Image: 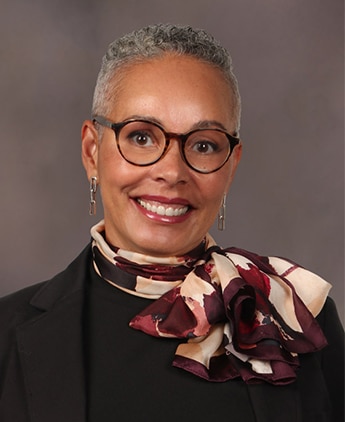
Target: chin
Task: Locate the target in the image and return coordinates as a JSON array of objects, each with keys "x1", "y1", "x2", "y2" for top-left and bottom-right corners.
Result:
[
  {"x1": 135, "y1": 229, "x2": 191, "y2": 256},
  {"x1": 139, "y1": 243, "x2": 179, "y2": 257}
]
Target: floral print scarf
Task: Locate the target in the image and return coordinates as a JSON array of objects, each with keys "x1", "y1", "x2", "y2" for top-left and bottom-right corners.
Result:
[{"x1": 91, "y1": 220, "x2": 330, "y2": 385}]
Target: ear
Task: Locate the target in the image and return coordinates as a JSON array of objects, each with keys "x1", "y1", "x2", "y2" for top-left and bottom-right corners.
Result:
[
  {"x1": 81, "y1": 120, "x2": 99, "y2": 180},
  {"x1": 225, "y1": 141, "x2": 242, "y2": 192}
]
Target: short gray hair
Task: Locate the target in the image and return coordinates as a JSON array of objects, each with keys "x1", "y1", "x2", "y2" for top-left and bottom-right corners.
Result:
[{"x1": 92, "y1": 24, "x2": 241, "y2": 130}]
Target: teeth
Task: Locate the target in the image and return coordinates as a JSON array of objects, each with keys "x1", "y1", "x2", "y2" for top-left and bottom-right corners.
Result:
[{"x1": 138, "y1": 199, "x2": 188, "y2": 216}]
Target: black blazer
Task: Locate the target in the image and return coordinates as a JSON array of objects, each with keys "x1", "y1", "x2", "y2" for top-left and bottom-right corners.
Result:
[{"x1": 0, "y1": 245, "x2": 344, "y2": 422}]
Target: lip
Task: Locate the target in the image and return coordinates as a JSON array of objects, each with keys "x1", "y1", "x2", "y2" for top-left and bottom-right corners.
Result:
[{"x1": 133, "y1": 195, "x2": 193, "y2": 223}]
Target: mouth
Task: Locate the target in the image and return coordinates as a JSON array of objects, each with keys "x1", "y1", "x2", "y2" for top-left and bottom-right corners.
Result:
[{"x1": 136, "y1": 198, "x2": 189, "y2": 217}]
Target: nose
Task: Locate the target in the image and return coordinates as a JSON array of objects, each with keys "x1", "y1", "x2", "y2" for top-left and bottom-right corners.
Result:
[{"x1": 150, "y1": 138, "x2": 189, "y2": 185}]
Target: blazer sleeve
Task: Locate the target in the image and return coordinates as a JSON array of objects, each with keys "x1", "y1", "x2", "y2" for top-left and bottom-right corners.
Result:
[{"x1": 316, "y1": 297, "x2": 344, "y2": 422}]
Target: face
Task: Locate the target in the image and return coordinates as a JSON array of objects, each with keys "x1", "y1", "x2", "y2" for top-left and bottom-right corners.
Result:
[{"x1": 82, "y1": 54, "x2": 242, "y2": 256}]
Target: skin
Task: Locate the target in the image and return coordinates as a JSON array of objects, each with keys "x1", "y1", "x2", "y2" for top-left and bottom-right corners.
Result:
[{"x1": 81, "y1": 54, "x2": 242, "y2": 257}]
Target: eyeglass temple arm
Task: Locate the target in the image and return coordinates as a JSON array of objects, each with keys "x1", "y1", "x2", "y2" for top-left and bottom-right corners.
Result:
[{"x1": 92, "y1": 115, "x2": 113, "y2": 129}]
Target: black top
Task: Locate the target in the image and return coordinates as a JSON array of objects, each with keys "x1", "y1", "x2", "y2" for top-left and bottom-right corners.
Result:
[{"x1": 86, "y1": 266, "x2": 256, "y2": 421}]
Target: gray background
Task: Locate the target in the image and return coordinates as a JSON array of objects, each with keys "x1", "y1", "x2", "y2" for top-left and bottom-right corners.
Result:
[{"x1": 1, "y1": 0, "x2": 343, "y2": 323}]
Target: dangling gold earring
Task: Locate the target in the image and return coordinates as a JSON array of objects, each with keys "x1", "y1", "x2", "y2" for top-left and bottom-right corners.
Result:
[
  {"x1": 89, "y1": 176, "x2": 98, "y2": 215},
  {"x1": 217, "y1": 194, "x2": 226, "y2": 231}
]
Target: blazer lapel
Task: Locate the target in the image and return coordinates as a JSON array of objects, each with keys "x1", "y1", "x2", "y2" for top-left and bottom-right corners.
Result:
[
  {"x1": 16, "y1": 291, "x2": 86, "y2": 422},
  {"x1": 15, "y1": 246, "x2": 92, "y2": 422}
]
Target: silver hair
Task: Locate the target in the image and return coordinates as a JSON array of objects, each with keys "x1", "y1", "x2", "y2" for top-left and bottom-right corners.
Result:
[{"x1": 92, "y1": 24, "x2": 241, "y2": 131}]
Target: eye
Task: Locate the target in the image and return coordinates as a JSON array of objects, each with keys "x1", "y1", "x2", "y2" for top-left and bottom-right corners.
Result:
[
  {"x1": 192, "y1": 140, "x2": 218, "y2": 154},
  {"x1": 121, "y1": 121, "x2": 164, "y2": 150},
  {"x1": 127, "y1": 130, "x2": 155, "y2": 147},
  {"x1": 186, "y1": 130, "x2": 229, "y2": 156}
]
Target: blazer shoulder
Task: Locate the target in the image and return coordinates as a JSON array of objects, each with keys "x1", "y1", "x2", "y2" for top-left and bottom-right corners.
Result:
[
  {"x1": 0, "y1": 281, "x2": 46, "y2": 326},
  {"x1": 316, "y1": 296, "x2": 344, "y2": 335},
  {"x1": 315, "y1": 296, "x2": 344, "y2": 422},
  {"x1": 0, "y1": 243, "x2": 92, "y2": 329}
]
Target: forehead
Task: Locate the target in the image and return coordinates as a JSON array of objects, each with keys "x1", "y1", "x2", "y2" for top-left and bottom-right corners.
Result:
[{"x1": 107, "y1": 55, "x2": 236, "y2": 131}]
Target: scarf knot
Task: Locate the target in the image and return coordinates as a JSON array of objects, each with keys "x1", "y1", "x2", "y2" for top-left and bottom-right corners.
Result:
[{"x1": 91, "y1": 220, "x2": 331, "y2": 385}]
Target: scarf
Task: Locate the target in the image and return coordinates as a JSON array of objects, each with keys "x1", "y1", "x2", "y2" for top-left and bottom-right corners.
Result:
[{"x1": 91, "y1": 220, "x2": 330, "y2": 385}]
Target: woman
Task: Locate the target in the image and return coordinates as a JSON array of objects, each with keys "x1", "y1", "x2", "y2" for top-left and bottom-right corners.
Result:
[{"x1": 0, "y1": 24, "x2": 343, "y2": 422}]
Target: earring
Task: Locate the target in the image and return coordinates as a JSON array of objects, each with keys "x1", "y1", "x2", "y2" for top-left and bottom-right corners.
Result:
[
  {"x1": 89, "y1": 176, "x2": 97, "y2": 215},
  {"x1": 217, "y1": 194, "x2": 226, "y2": 231}
]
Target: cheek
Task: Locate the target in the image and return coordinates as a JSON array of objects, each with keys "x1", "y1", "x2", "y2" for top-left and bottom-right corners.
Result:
[
  {"x1": 97, "y1": 147, "x2": 151, "y2": 206},
  {"x1": 97, "y1": 155, "x2": 127, "y2": 206},
  {"x1": 97, "y1": 144, "x2": 130, "y2": 186},
  {"x1": 198, "y1": 169, "x2": 231, "y2": 203}
]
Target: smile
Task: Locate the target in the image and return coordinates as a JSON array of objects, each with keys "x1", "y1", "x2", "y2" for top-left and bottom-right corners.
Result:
[{"x1": 137, "y1": 199, "x2": 189, "y2": 217}]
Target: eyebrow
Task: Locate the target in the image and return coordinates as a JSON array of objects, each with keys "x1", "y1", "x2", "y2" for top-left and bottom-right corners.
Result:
[
  {"x1": 190, "y1": 120, "x2": 228, "y2": 132},
  {"x1": 123, "y1": 115, "x2": 230, "y2": 133}
]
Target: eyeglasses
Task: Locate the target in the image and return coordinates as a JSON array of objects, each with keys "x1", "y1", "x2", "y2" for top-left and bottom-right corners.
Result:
[{"x1": 93, "y1": 116, "x2": 240, "y2": 174}]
